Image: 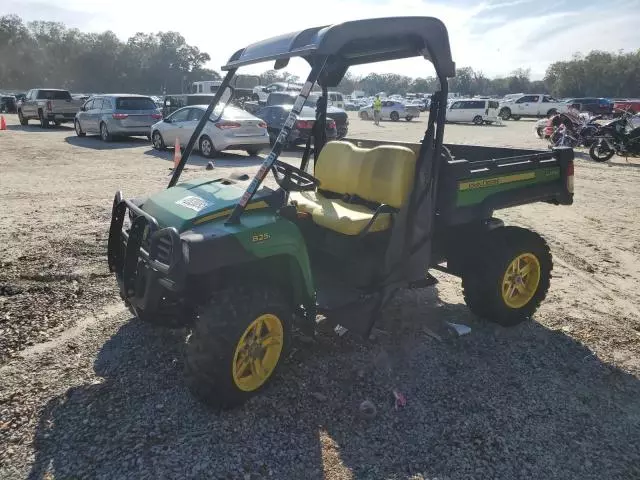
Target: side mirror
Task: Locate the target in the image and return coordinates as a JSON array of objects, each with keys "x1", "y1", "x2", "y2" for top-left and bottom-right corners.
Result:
[
  {"x1": 163, "y1": 117, "x2": 172, "y2": 123},
  {"x1": 165, "y1": 99, "x2": 171, "y2": 106},
  {"x1": 262, "y1": 87, "x2": 269, "y2": 93}
]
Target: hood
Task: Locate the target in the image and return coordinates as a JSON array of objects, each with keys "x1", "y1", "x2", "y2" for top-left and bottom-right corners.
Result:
[{"x1": 141, "y1": 178, "x2": 275, "y2": 232}]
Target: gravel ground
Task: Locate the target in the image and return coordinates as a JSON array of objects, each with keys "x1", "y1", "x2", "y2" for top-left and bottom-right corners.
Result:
[{"x1": 0, "y1": 113, "x2": 639, "y2": 479}]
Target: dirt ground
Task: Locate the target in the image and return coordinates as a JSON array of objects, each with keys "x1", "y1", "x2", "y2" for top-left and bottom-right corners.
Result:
[{"x1": 0, "y1": 112, "x2": 639, "y2": 479}]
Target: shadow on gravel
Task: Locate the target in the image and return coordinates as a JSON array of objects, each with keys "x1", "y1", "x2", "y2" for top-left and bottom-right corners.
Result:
[
  {"x1": 143, "y1": 148, "x2": 266, "y2": 169},
  {"x1": 6, "y1": 124, "x2": 73, "y2": 132},
  {"x1": 28, "y1": 292, "x2": 640, "y2": 479},
  {"x1": 64, "y1": 135, "x2": 151, "y2": 150}
]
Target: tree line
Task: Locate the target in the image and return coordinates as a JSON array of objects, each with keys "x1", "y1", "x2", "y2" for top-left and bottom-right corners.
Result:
[{"x1": 2, "y1": 14, "x2": 639, "y2": 99}]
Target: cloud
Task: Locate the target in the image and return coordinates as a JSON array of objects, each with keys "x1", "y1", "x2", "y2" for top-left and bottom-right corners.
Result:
[{"x1": 1, "y1": 0, "x2": 639, "y2": 82}]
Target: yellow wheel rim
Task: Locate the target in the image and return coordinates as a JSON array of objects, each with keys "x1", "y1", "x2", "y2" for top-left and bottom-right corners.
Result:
[
  {"x1": 232, "y1": 313, "x2": 284, "y2": 392},
  {"x1": 501, "y1": 253, "x2": 541, "y2": 309}
]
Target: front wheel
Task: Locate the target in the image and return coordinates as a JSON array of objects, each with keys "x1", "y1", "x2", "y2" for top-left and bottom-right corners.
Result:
[
  {"x1": 184, "y1": 287, "x2": 292, "y2": 409},
  {"x1": 151, "y1": 130, "x2": 166, "y2": 150},
  {"x1": 546, "y1": 109, "x2": 557, "y2": 117},
  {"x1": 511, "y1": 115, "x2": 521, "y2": 121},
  {"x1": 359, "y1": 111, "x2": 370, "y2": 120},
  {"x1": 74, "y1": 119, "x2": 86, "y2": 137},
  {"x1": 390, "y1": 111, "x2": 400, "y2": 122},
  {"x1": 405, "y1": 115, "x2": 413, "y2": 122},
  {"x1": 589, "y1": 139, "x2": 615, "y2": 162},
  {"x1": 462, "y1": 226, "x2": 552, "y2": 327},
  {"x1": 18, "y1": 110, "x2": 28, "y2": 126},
  {"x1": 499, "y1": 108, "x2": 511, "y2": 121},
  {"x1": 246, "y1": 147, "x2": 261, "y2": 156}
]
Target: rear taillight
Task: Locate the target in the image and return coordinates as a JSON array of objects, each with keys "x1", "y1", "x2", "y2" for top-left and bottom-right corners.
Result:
[
  {"x1": 258, "y1": 121, "x2": 267, "y2": 128},
  {"x1": 566, "y1": 160, "x2": 574, "y2": 194},
  {"x1": 215, "y1": 121, "x2": 241, "y2": 129},
  {"x1": 112, "y1": 113, "x2": 128, "y2": 120},
  {"x1": 46, "y1": 100, "x2": 52, "y2": 111},
  {"x1": 327, "y1": 120, "x2": 336, "y2": 129},
  {"x1": 295, "y1": 120, "x2": 314, "y2": 129},
  {"x1": 151, "y1": 113, "x2": 162, "y2": 120}
]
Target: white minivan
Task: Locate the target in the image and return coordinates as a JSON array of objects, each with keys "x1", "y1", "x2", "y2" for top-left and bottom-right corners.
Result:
[
  {"x1": 327, "y1": 91, "x2": 345, "y2": 109},
  {"x1": 446, "y1": 98, "x2": 500, "y2": 124}
]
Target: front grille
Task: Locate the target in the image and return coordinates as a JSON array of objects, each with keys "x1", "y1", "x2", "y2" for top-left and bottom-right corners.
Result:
[{"x1": 155, "y1": 236, "x2": 173, "y2": 265}]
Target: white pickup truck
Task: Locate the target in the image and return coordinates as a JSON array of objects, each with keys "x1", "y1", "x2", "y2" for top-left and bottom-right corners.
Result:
[
  {"x1": 18, "y1": 88, "x2": 84, "y2": 128},
  {"x1": 499, "y1": 94, "x2": 567, "y2": 120}
]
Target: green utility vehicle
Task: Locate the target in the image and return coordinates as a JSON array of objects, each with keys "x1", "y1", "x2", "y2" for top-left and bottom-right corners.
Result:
[{"x1": 108, "y1": 17, "x2": 574, "y2": 408}]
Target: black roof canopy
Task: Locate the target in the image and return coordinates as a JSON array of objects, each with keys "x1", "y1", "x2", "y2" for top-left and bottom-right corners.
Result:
[{"x1": 223, "y1": 17, "x2": 456, "y2": 85}]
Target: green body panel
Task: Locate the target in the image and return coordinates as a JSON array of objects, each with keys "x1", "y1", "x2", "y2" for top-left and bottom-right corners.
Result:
[
  {"x1": 141, "y1": 179, "x2": 315, "y2": 306},
  {"x1": 142, "y1": 178, "x2": 259, "y2": 231},
  {"x1": 456, "y1": 167, "x2": 561, "y2": 207}
]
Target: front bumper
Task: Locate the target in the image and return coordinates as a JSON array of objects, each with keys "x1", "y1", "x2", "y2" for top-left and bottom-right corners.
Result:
[{"x1": 108, "y1": 192, "x2": 185, "y2": 315}]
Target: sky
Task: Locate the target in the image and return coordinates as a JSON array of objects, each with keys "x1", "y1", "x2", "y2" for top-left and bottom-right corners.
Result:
[{"x1": 2, "y1": 0, "x2": 640, "y2": 81}]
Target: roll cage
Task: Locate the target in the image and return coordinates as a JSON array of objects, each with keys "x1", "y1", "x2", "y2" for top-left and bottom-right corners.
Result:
[{"x1": 169, "y1": 16, "x2": 456, "y2": 231}]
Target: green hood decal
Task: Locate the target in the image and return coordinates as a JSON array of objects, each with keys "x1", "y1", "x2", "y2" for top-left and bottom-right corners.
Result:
[{"x1": 141, "y1": 178, "x2": 271, "y2": 232}]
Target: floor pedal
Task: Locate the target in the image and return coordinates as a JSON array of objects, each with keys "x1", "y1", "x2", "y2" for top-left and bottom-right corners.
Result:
[{"x1": 409, "y1": 273, "x2": 438, "y2": 289}]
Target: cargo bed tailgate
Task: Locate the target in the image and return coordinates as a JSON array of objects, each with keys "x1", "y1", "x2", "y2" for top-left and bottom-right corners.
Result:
[{"x1": 438, "y1": 146, "x2": 574, "y2": 225}]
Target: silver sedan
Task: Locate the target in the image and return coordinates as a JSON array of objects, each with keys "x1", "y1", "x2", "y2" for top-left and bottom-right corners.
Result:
[
  {"x1": 151, "y1": 105, "x2": 270, "y2": 158},
  {"x1": 358, "y1": 100, "x2": 420, "y2": 122}
]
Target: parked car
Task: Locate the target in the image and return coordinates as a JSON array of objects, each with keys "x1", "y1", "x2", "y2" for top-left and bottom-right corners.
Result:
[
  {"x1": 18, "y1": 89, "x2": 84, "y2": 128},
  {"x1": 445, "y1": 98, "x2": 500, "y2": 124},
  {"x1": 151, "y1": 104, "x2": 270, "y2": 157},
  {"x1": 254, "y1": 105, "x2": 337, "y2": 146},
  {"x1": 563, "y1": 98, "x2": 612, "y2": 116},
  {"x1": 75, "y1": 94, "x2": 162, "y2": 142},
  {"x1": 252, "y1": 82, "x2": 303, "y2": 103},
  {"x1": 612, "y1": 98, "x2": 640, "y2": 115},
  {"x1": 265, "y1": 92, "x2": 349, "y2": 138},
  {"x1": 327, "y1": 91, "x2": 345, "y2": 109},
  {"x1": 359, "y1": 100, "x2": 420, "y2": 121},
  {"x1": 0, "y1": 95, "x2": 17, "y2": 113},
  {"x1": 498, "y1": 94, "x2": 567, "y2": 120}
]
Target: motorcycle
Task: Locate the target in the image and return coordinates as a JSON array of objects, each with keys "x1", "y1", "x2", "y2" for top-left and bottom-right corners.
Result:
[
  {"x1": 541, "y1": 109, "x2": 601, "y2": 148},
  {"x1": 589, "y1": 110, "x2": 640, "y2": 162}
]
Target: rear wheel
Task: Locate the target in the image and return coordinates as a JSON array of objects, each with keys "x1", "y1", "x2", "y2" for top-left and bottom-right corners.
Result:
[
  {"x1": 54, "y1": 120, "x2": 62, "y2": 127},
  {"x1": 184, "y1": 287, "x2": 292, "y2": 409},
  {"x1": 462, "y1": 226, "x2": 552, "y2": 327},
  {"x1": 473, "y1": 115, "x2": 483, "y2": 125},
  {"x1": 74, "y1": 119, "x2": 86, "y2": 137},
  {"x1": 546, "y1": 109, "x2": 557, "y2": 117},
  {"x1": 390, "y1": 111, "x2": 400, "y2": 122},
  {"x1": 360, "y1": 111, "x2": 370, "y2": 120},
  {"x1": 100, "y1": 122, "x2": 112, "y2": 142},
  {"x1": 246, "y1": 147, "x2": 261, "y2": 156},
  {"x1": 199, "y1": 135, "x2": 216, "y2": 158},
  {"x1": 38, "y1": 111, "x2": 49, "y2": 129},
  {"x1": 499, "y1": 108, "x2": 511, "y2": 121},
  {"x1": 18, "y1": 110, "x2": 28, "y2": 126},
  {"x1": 405, "y1": 115, "x2": 413, "y2": 121},
  {"x1": 511, "y1": 115, "x2": 521, "y2": 121}
]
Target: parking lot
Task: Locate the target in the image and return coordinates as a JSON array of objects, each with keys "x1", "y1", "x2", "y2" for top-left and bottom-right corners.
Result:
[{"x1": 1, "y1": 112, "x2": 639, "y2": 479}]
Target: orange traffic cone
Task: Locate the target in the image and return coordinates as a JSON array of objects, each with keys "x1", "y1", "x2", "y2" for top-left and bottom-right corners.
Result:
[
  {"x1": 173, "y1": 138, "x2": 181, "y2": 169},
  {"x1": 0, "y1": 116, "x2": 6, "y2": 131}
]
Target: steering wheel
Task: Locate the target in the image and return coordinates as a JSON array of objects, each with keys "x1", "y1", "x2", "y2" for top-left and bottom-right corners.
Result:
[{"x1": 272, "y1": 160, "x2": 319, "y2": 192}]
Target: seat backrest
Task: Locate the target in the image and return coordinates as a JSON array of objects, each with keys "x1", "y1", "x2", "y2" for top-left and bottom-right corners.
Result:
[{"x1": 315, "y1": 141, "x2": 416, "y2": 209}]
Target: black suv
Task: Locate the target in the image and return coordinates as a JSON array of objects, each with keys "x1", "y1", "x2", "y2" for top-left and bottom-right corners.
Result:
[
  {"x1": 0, "y1": 95, "x2": 17, "y2": 113},
  {"x1": 565, "y1": 97, "x2": 612, "y2": 116},
  {"x1": 266, "y1": 92, "x2": 349, "y2": 138}
]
